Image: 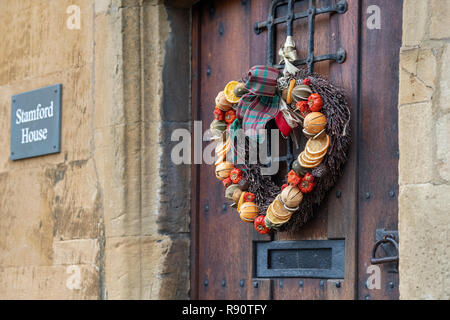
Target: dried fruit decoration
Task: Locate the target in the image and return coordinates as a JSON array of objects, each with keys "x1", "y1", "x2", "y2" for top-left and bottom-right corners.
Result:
[
  {"x1": 303, "y1": 173, "x2": 315, "y2": 183},
  {"x1": 230, "y1": 168, "x2": 243, "y2": 184},
  {"x1": 299, "y1": 178, "x2": 316, "y2": 193},
  {"x1": 254, "y1": 215, "x2": 270, "y2": 234},
  {"x1": 296, "y1": 100, "x2": 310, "y2": 118},
  {"x1": 222, "y1": 177, "x2": 232, "y2": 188},
  {"x1": 308, "y1": 93, "x2": 323, "y2": 112},
  {"x1": 287, "y1": 170, "x2": 302, "y2": 187},
  {"x1": 214, "y1": 107, "x2": 225, "y2": 121},
  {"x1": 243, "y1": 192, "x2": 256, "y2": 203},
  {"x1": 225, "y1": 109, "x2": 237, "y2": 124}
]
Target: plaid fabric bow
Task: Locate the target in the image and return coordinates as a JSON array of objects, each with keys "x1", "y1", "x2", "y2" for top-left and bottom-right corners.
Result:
[{"x1": 236, "y1": 65, "x2": 281, "y2": 142}]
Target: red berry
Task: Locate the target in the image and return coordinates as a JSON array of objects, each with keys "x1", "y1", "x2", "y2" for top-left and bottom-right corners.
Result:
[
  {"x1": 303, "y1": 78, "x2": 311, "y2": 86},
  {"x1": 281, "y1": 183, "x2": 288, "y2": 191}
]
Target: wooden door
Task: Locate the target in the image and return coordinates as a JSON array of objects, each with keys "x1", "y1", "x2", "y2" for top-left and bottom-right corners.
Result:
[{"x1": 191, "y1": 0, "x2": 402, "y2": 300}]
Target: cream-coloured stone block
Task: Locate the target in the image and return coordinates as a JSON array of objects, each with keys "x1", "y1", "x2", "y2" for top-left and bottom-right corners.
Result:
[
  {"x1": 436, "y1": 113, "x2": 450, "y2": 181},
  {"x1": 0, "y1": 265, "x2": 98, "y2": 299},
  {"x1": 399, "y1": 183, "x2": 450, "y2": 300},
  {"x1": 430, "y1": 0, "x2": 450, "y2": 40},
  {"x1": 400, "y1": 48, "x2": 437, "y2": 91},
  {"x1": 98, "y1": 124, "x2": 144, "y2": 238},
  {"x1": 93, "y1": 10, "x2": 125, "y2": 129},
  {"x1": 399, "y1": 102, "x2": 434, "y2": 185},
  {"x1": 105, "y1": 235, "x2": 170, "y2": 299},
  {"x1": 0, "y1": 3, "x2": 32, "y2": 85},
  {"x1": 0, "y1": 0, "x2": 94, "y2": 85},
  {"x1": 30, "y1": 0, "x2": 94, "y2": 78},
  {"x1": 95, "y1": 0, "x2": 111, "y2": 15},
  {"x1": 439, "y1": 44, "x2": 450, "y2": 111},
  {"x1": 53, "y1": 239, "x2": 99, "y2": 265},
  {"x1": 94, "y1": 5, "x2": 143, "y2": 129},
  {"x1": 0, "y1": 170, "x2": 54, "y2": 267},
  {"x1": 402, "y1": 0, "x2": 428, "y2": 47},
  {"x1": 51, "y1": 159, "x2": 102, "y2": 241},
  {"x1": 398, "y1": 68, "x2": 434, "y2": 105}
]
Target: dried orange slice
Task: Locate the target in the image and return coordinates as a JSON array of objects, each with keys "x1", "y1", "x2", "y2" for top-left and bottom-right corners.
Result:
[
  {"x1": 306, "y1": 134, "x2": 330, "y2": 155},
  {"x1": 299, "y1": 152, "x2": 323, "y2": 166},
  {"x1": 304, "y1": 148, "x2": 327, "y2": 162},
  {"x1": 272, "y1": 195, "x2": 293, "y2": 220},
  {"x1": 215, "y1": 139, "x2": 231, "y2": 157},
  {"x1": 298, "y1": 152, "x2": 322, "y2": 168},
  {"x1": 266, "y1": 202, "x2": 291, "y2": 224},
  {"x1": 224, "y1": 81, "x2": 241, "y2": 104},
  {"x1": 215, "y1": 154, "x2": 225, "y2": 165}
]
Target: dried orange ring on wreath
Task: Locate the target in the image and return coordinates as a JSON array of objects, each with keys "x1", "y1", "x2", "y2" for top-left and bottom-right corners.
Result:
[
  {"x1": 306, "y1": 134, "x2": 330, "y2": 155},
  {"x1": 224, "y1": 81, "x2": 241, "y2": 104}
]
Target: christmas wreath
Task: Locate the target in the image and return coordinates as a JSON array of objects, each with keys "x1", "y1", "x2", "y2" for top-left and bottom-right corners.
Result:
[{"x1": 209, "y1": 38, "x2": 351, "y2": 234}]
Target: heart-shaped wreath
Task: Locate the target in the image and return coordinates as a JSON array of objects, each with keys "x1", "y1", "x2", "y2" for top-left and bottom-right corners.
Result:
[{"x1": 209, "y1": 62, "x2": 350, "y2": 234}]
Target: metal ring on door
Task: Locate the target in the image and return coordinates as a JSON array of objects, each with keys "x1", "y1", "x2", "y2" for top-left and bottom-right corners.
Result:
[{"x1": 370, "y1": 236, "x2": 399, "y2": 265}]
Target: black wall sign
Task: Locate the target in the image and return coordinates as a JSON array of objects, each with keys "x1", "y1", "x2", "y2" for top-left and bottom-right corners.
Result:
[{"x1": 10, "y1": 84, "x2": 62, "y2": 160}]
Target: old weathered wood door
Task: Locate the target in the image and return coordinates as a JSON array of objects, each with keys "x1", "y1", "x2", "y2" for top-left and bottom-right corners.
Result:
[{"x1": 191, "y1": 0, "x2": 402, "y2": 300}]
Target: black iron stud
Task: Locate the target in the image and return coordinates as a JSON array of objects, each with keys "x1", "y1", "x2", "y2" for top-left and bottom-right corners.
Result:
[
  {"x1": 336, "y1": 281, "x2": 341, "y2": 288},
  {"x1": 279, "y1": 279, "x2": 283, "y2": 288},
  {"x1": 240, "y1": 280, "x2": 245, "y2": 287},
  {"x1": 388, "y1": 282, "x2": 394, "y2": 289},
  {"x1": 206, "y1": 66, "x2": 212, "y2": 77},
  {"x1": 365, "y1": 192, "x2": 371, "y2": 199},
  {"x1": 208, "y1": 5, "x2": 215, "y2": 19},
  {"x1": 253, "y1": 281, "x2": 259, "y2": 289},
  {"x1": 319, "y1": 280, "x2": 325, "y2": 288},
  {"x1": 389, "y1": 190, "x2": 395, "y2": 198},
  {"x1": 298, "y1": 280, "x2": 304, "y2": 288},
  {"x1": 222, "y1": 203, "x2": 228, "y2": 212},
  {"x1": 336, "y1": 191, "x2": 342, "y2": 198},
  {"x1": 218, "y1": 22, "x2": 225, "y2": 36},
  {"x1": 204, "y1": 278, "x2": 209, "y2": 287},
  {"x1": 221, "y1": 278, "x2": 226, "y2": 287}
]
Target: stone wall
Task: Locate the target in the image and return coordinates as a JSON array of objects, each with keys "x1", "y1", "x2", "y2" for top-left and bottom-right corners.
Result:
[
  {"x1": 0, "y1": 0, "x2": 191, "y2": 299},
  {"x1": 398, "y1": 0, "x2": 450, "y2": 300}
]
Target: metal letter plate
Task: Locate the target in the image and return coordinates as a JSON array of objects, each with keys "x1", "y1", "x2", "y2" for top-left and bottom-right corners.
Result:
[
  {"x1": 10, "y1": 84, "x2": 62, "y2": 160},
  {"x1": 255, "y1": 240, "x2": 345, "y2": 278}
]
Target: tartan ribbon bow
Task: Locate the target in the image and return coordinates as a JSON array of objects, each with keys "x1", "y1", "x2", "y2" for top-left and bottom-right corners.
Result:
[{"x1": 236, "y1": 65, "x2": 281, "y2": 142}]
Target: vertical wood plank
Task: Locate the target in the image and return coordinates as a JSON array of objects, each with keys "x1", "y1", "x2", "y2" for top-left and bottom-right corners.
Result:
[
  {"x1": 195, "y1": 0, "x2": 258, "y2": 300},
  {"x1": 324, "y1": 0, "x2": 362, "y2": 300},
  {"x1": 247, "y1": 0, "x2": 274, "y2": 301},
  {"x1": 357, "y1": 0, "x2": 402, "y2": 300},
  {"x1": 190, "y1": 3, "x2": 201, "y2": 300}
]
